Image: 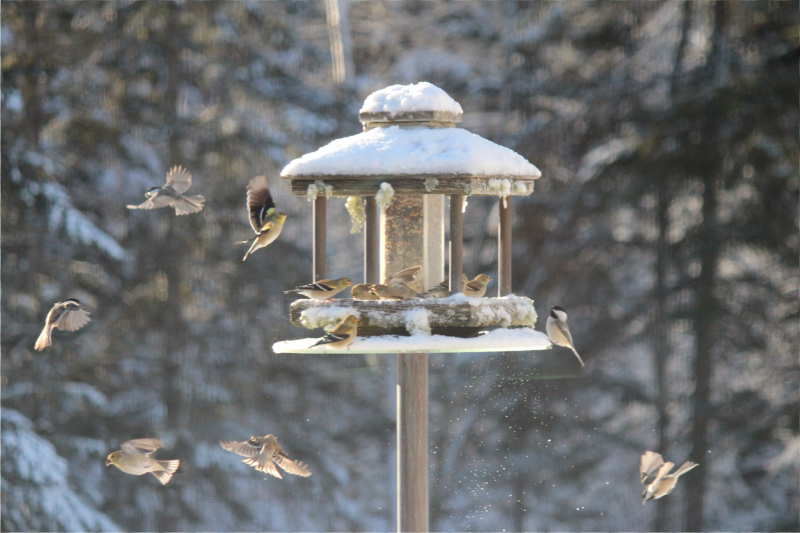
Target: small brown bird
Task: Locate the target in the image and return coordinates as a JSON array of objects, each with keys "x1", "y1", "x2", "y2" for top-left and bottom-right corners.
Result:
[
  {"x1": 640, "y1": 451, "x2": 698, "y2": 504},
  {"x1": 127, "y1": 166, "x2": 205, "y2": 215},
  {"x1": 369, "y1": 283, "x2": 421, "y2": 300},
  {"x1": 422, "y1": 279, "x2": 450, "y2": 298},
  {"x1": 105, "y1": 439, "x2": 180, "y2": 485},
  {"x1": 383, "y1": 265, "x2": 422, "y2": 288},
  {"x1": 351, "y1": 283, "x2": 380, "y2": 300},
  {"x1": 237, "y1": 176, "x2": 286, "y2": 261},
  {"x1": 462, "y1": 274, "x2": 492, "y2": 298},
  {"x1": 284, "y1": 278, "x2": 353, "y2": 300},
  {"x1": 34, "y1": 299, "x2": 91, "y2": 351},
  {"x1": 309, "y1": 315, "x2": 359, "y2": 350},
  {"x1": 220, "y1": 434, "x2": 311, "y2": 479}
]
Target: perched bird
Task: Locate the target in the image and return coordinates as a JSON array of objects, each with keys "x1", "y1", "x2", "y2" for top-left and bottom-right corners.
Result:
[
  {"x1": 351, "y1": 283, "x2": 380, "y2": 300},
  {"x1": 545, "y1": 305, "x2": 585, "y2": 366},
  {"x1": 220, "y1": 434, "x2": 311, "y2": 479},
  {"x1": 421, "y1": 279, "x2": 450, "y2": 299},
  {"x1": 309, "y1": 315, "x2": 359, "y2": 350},
  {"x1": 105, "y1": 439, "x2": 180, "y2": 485},
  {"x1": 462, "y1": 274, "x2": 492, "y2": 298},
  {"x1": 369, "y1": 283, "x2": 421, "y2": 300},
  {"x1": 640, "y1": 451, "x2": 698, "y2": 504},
  {"x1": 284, "y1": 278, "x2": 353, "y2": 300},
  {"x1": 237, "y1": 176, "x2": 287, "y2": 261},
  {"x1": 34, "y1": 299, "x2": 91, "y2": 351},
  {"x1": 127, "y1": 166, "x2": 205, "y2": 215}
]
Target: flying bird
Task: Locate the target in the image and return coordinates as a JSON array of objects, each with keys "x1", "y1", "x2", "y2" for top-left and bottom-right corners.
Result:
[
  {"x1": 462, "y1": 273, "x2": 492, "y2": 298},
  {"x1": 370, "y1": 265, "x2": 423, "y2": 300},
  {"x1": 220, "y1": 434, "x2": 311, "y2": 479},
  {"x1": 237, "y1": 176, "x2": 286, "y2": 261},
  {"x1": 351, "y1": 283, "x2": 380, "y2": 300},
  {"x1": 127, "y1": 166, "x2": 205, "y2": 215},
  {"x1": 284, "y1": 278, "x2": 353, "y2": 300},
  {"x1": 309, "y1": 315, "x2": 359, "y2": 350},
  {"x1": 34, "y1": 299, "x2": 91, "y2": 351},
  {"x1": 545, "y1": 305, "x2": 585, "y2": 366},
  {"x1": 105, "y1": 438, "x2": 180, "y2": 485},
  {"x1": 640, "y1": 451, "x2": 698, "y2": 504}
]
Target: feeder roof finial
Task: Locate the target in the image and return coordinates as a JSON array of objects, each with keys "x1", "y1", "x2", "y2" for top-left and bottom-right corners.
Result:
[{"x1": 359, "y1": 82, "x2": 463, "y2": 128}]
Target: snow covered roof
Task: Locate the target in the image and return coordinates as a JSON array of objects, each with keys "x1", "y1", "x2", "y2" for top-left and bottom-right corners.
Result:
[
  {"x1": 272, "y1": 327, "x2": 552, "y2": 354},
  {"x1": 280, "y1": 126, "x2": 541, "y2": 178},
  {"x1": 359, "y1": 82, "x2": 463, "y2": 117}
]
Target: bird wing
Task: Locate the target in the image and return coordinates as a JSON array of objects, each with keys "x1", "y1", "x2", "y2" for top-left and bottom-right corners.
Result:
[
  {"x1": 127, "y1": 194, "x2": 174, "y2": 210},
  {"x1": 164, "y1": 166, "x2": 193, "y2": 194},
  {"x1": 294, "y1": 281, "x2": 336, "y2": 292},
  {"x1": 555, "y1": 319, "x2": 574, "y2": 346},
  {"x1": 121, "y1": 438, "x2": 164, "y2": 455},
  {"x1": 640, "y1": 451, "x2": 665, "y2": 485},
  {"x1": 465, "y1": 279, "x2": 482, "y2": 290},
  {"x1": 311, "y1": 330, "x2": 350, "y2": 348},
  {"x1": 220, "y1": 439, "x2": 261, "y2": 458},
  {"x1": 275, "y1": 451, "x2": 312, "y2": 477},
  {"x1": 246, "y1": 176, "x2": 276, "y2": 233},
  {"x1": 54, "y1": 304, "x2": 91, "y2": 332},
  {"x1": 242, "y1": 456, "x2": 282, "y2": 478},
  {"x1": 385, "y1": 266, "x2": 422, "y2": 287}
]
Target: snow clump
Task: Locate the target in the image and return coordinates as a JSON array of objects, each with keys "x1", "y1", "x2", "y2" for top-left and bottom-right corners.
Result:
[
  {"x1": 360, "y1": 82, "x2": 463, "y2": 116},
  {"x1": 375, "y1": 182, "x2": 394, "y2": 210},
  {"x1": 306, "y1": 180, "x2": 333, "y2": 202}
]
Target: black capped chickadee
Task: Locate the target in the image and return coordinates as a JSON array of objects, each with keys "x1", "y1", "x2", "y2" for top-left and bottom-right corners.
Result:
[
  {"x1": 34, "y1": 299, "x2": 92, "y2": 351},
  {"x1": 127, "y1": 166, "x2": 205, "y2": 215},
  {"x1": 640, "y1": 451, "x2": 698, "y2": 504},
  {"x1": 236, "y1": 176, "x2": 286, "y2": 261},
  {"x1": 546, "y1": 305, "x2": 585, "y2": 366},
  {"x1": 220, "y1": 434, "x2": 311, "y2": 479}
]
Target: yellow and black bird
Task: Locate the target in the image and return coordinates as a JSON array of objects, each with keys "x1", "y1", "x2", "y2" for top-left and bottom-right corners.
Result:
[
  {"x1": 237, "y1": 176, "x2": 286, "y2": 261},
  {"x1": 105, "y1": 438, "x2": 180, "y2": 485}
]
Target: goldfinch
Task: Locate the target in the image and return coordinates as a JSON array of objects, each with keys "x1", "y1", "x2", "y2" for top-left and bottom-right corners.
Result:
[
  {"x1": 309, "y1": 315, "x2": 359, "y2": 350},
  {"x1": 237, "y1": 176, "x2": 287, "y2": 261},
  {"x1": 105, "y1": 439, "x2": 180, "y2": 485},
  {"x1": 127, "y1": 166, "x2": 205, "y2": 215},
  {"x1": 369, "y1": 283, "x2": 421, "y2": 300},
  {"x1": 383, "y1": 265, "x2": 422, "y2": 288},
  {"x1": 422, "y1": 279, "x2": 450, "y2": 299},
  {"x1": 284, "y1": 278, "x2": 353, "y2": 300},
  {"x1": 546, "y1": 305, "x2": 585, "y2": 366},
  {"x1": 351, "y1": 283, "x2": 380, "y2": 300},
  {"x1": 34, "y1": 299, "x2": 91, "y2": 351},
  {"x1": 640, "y1": 451, "x2": 698, "y2": 504},
  {"x1": 220, "y1": 434, "x2": 311, "y2": 479},
  {"x1": 462, "y1": 273, "x2": 492, "y2": 298}
]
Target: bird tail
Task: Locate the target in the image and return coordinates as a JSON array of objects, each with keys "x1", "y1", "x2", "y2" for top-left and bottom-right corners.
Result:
[
  {"x1": 242, "y1": 238, "x2": 260, "y2": 261},
  {"x1": 672, "y1": 461, "x2": 698, "y2": 478},
  {"x1": 570, "y1": 346, "x2": 585, "y2": 367},
  {"x1": 172, "y1": 195, "x2": 205, "y2": 216},
  {"x1": 34, "y1": 324, "x2": 53, "y2": 351},
  {"x1": 151, "y1": 459, "x2": 180, "y2": 485}
]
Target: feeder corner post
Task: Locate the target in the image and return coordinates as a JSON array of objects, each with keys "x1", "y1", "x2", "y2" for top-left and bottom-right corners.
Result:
[
  {"x1": 313, "y1": 196, "x2": 327, "y2": 281},
  {"x1": 498, "y1": 195, "x2": 512, "y2": 297}
]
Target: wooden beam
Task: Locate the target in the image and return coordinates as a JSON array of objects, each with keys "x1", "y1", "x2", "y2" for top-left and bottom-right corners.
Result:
[
  {"x1": 287, "y1": 177, "x2": 536, "y2": 197},
  {"x1": 313, "y1": 197, "x2": 326, "y2": 280},
  {"x1": 498, "y1": 196, "x2": 512, "y2": 296},
  {"x1": 449, "y1": 195, "x2": 464, "y2": 295},
  {"x1": 364, "y1": 197, "x2": 379, "y2": 284}
]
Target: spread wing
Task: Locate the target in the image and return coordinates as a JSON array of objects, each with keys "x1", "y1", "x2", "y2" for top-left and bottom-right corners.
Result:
[
  {"x1": 385, "y1": 265, "x2": 422, "y2": 287},
  {"x1": 640, "y1": 451, "x2": 665, "y2": 485},
  {"x1": 121, "y1": 438, "x2": 164, "y2": 455},
  {"x1": 220, "y1": 439, "x2": 261, "y2": 459},
  {"x1": 127, "y1": 194, "x2": 174, "y2": 210},
  {"x1": 275, "y1": 451, "x2": 312, "y2": 477},
  {"x1": 54, "y1": 304, "x2": 91, "y2": 332},
  {"x1": 246, "y1": 176, "x2": 276, "y2": 233},
  {"x1": 164, "y1": 166, "x2": 193, "y2": 194},
  {"x1": 243, "y1": 456, "x2": 282, "y2": 478}
]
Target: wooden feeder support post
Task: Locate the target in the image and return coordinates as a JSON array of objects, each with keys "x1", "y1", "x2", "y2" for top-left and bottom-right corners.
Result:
[
  {"x1": 449, "y1": 194, "x2": 464, "y2": 294},
  {"x1": 498, "y1": 196, "x2": 512, "y2": 297},
  {"x1": 313, "y1": 197, "x2": 327, "y2": 280},
  {"x1": 365, "y1": 196, "x2": 380, "y2": 284}
]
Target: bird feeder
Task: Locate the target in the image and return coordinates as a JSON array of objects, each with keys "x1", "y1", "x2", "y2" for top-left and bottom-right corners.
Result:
[{"x1": 272, "y1": 82, "x2": 551, "y2": 531}]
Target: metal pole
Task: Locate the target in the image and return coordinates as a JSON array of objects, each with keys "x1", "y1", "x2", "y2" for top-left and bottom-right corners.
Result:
[
  {"x1": 397, "y1": 353, "x2": 428, "y2": 532},
  {"x1": 498, "y1": 196, "x2": 512, "y2": 296},
  {"x1": 313, "y1": 197, "x2": 327, "y2": 281},
  {"x1": 449, "y1": 194, "x2": 464, "y2": 294},
  {"x1": 365, "y1": 197, "x2": 379, "y2": 284}
]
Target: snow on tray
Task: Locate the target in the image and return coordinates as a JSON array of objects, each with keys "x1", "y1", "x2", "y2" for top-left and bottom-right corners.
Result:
[
  {"x1": 360, "y1": 82, "x2": 463, "y2": 116},
  {"x1": 281, "y1": 126, "x2": 541, "y2": 177},
  {"x1": 272, "y1": 327, "x2": 552, "y2": 355}
]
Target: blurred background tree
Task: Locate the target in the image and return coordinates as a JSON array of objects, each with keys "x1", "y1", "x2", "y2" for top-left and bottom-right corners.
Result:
[{"x1": 2, "y1": 1, "x2": 797, "y2": 531}]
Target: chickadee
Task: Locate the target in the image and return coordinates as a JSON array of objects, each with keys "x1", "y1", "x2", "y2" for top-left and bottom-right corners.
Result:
[
  {"x1": 284, "y1": 278, "x2": 353, "y2": 300},
  {"x1": 640, "y1": 451, "x2": 698, "y2": 504},
  {"x1": 34, "y1": 299, "x2": 91, "y2": 351},
  {"x1": 310, "y1": 315, "x2": 359, "y2": 350},
  {"x1": 237, "y1": 176, "x2": 286, "y2": 261},
  {"x1": 545, "y1": 305, "x2": 585, "y2": 366},
  {"x1": 127, "y1": 166, "x2": 205, "y2": 215},
  {"x1": 105, "y1": 438, "x2": 180, "y2": 485},
  {"x1": 220, "y1": 434, "x2": 311, "y2": 479}
]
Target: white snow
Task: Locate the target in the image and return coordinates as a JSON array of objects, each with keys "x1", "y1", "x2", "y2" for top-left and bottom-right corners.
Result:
[
  {"x1": 306, "y1": 180, "x2": 333, "y2": 201},
  {"x1": 403, "y1": 308, "x2": 432, "y2": 335},
  {"x1": 273, "y1": 327, "x2": 552, "y2": 354},
  {"x1": 345, "y1": 196, "x2": 365, "y2": 233},
  {"x1": 280, "y1": 126, "x2": 541, "y2": 178},
  {"x1": 299, "y1": 305, "x2": 359, "y2": 330},
  {"x1": 374, "y1": 182, "x2": 394, "y2": 209},
  {"x1": 360, "y1": 82, "x2": 463, "y2": 116}
]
